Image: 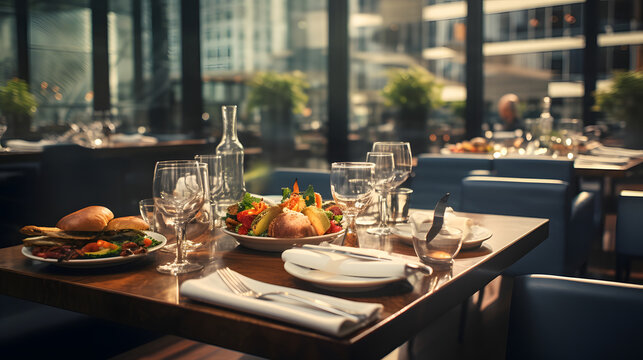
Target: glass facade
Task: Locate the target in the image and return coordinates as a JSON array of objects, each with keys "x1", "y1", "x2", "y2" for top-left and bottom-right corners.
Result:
[{"x1": 0, "y1": 0, "x2": 641, "y2": 157}]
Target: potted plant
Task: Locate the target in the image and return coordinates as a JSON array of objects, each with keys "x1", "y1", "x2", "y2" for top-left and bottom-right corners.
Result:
[
  {"x1": 381, "y1": 66, "x2": 443, "y2": 154},
  {"x1": 247, "y1": 71, "x2": 309, "y2": 158},
  {"x1": 0, "y1": 78, "x2": 38, "y2": 138},
  {"x1": 594, "y1": 70, "x2": 643, "y2": 149}
]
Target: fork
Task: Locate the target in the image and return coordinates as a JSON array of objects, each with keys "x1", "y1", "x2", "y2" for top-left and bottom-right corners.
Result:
[{"x1": 217, "y1": 267, "x2": 366, "y2": 322}]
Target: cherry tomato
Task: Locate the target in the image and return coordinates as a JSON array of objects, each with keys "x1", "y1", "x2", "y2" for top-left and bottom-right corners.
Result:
[
  {"x1": 236, "y1": 210, "x2": 256, "y2": 229},
  {"x1": 81, "y1": 242, "x2": 99, "y2": 253},
  {"x1": 237, "y1": 226, "x2": 249, "y2": 235},
  {"x1": 143, "y1": 237, "x2": 153, "y2": 247},
  {"x1": 327, "y1": 220, "x2": 343, "y2": 234}
]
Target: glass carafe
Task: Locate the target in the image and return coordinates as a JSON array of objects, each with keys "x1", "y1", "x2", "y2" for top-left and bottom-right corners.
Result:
[{"x1": 215, "y1": 105, "x2": 246, "y2": 214}]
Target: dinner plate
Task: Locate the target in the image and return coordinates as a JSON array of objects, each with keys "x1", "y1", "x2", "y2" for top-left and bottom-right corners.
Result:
[
  {"x1": 391, "y1": 224, "x2": 492, "y2": 250},
  {"x1": 21, "y1": 231, "x2": 167, "y2": 268},
  {"x1": 283, "y1": 261, "x2": 404, "y2": 292},
  {"x1": 222, "y1": 228, "x2": 345, "y2": 252}
]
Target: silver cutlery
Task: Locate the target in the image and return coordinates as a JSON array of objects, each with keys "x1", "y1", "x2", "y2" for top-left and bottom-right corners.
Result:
[
  {"x1": 216, "y1": 267, "x2": 366, "y2": 322},
  {"x1": 301, "y1": 244, "x2": 433, "y2": 275}
]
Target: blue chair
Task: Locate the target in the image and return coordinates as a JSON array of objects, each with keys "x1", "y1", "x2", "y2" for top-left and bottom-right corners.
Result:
[
  {"x1": 462, "y1": 176, "x2": 573, "y2": 275},
  {"x1": 410, "y1": 154, "x2": 493, "y2": 210},
  {"x1": 266, "y1": 167, "x2": 331, "y2": 199},
  {"x1": 507, "y1": 275, "x2": 643, "y2": 360},
  {"x1": 615, "y1": 190, "x2": 643, "y2": 281}
]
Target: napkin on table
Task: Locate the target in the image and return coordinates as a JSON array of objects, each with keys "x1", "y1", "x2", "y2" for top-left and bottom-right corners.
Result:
[
  {"x1": 410, "y1": 207, "x2": 473, "y2": 240},
  {"x1": 591, "y1": 145, "x2": 643, "y2": 158},
  {"x1": 180, "y1": 269, "x2": 382, "y2": 337},
  {"x1": 282, "y1": 246, "x2": 417, "y2": 279},
  {"x1": 6, "y1": 139, "x2": 56, "y2": 151}
]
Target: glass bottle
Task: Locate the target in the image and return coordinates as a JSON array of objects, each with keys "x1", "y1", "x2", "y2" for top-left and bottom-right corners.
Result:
[
  {"x1": 216, "y1": 105, "x2": 246, "y2": 213},
  {"x1": 538, "y1": 96, "x2": 554, "y2": 144}
]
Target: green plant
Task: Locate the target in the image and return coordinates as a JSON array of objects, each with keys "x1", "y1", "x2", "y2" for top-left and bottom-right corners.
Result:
[
  {"x1": 594, "y1": 70, "x2": 643, "y2": 125},
  {"x1": 0, "y1": 78, "x2": 38, "y2": 117},
  {"x1": 381, "y1": 66, "x2": 443, "y2": 111},
  {"x1": 247, "y1": 71, "x2": 309, "y2": 115}
]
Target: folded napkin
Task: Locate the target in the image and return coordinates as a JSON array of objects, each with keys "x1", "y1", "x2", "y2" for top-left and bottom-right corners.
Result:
[
  {"x1": 6, "y1": 139, "x2": 56, "y2": 151},
  {"x1": 408, "y1": 208, "x2": 473, "y2": 240},
  {"x1": 282, "y1": 246, "x2": 418, "y2": 279},
  {"x1": 110, "y1": 133, "x2": 158, "y2": 144},
  {"x1": 591, "y1": 145, "x2": 643, "y2": 158},
  {"x1": 180, "y1": 270, "x2": 382, "y2": 337},
  {"x1": 576, "y1": 154, "x2": 631, "y2": 165}
]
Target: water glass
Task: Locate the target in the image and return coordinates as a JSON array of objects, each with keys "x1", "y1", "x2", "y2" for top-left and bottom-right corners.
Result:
[
  {"x1": 365, "y1": 151, "x2": 395, "y2": 235},
  {"x1": 330, "y1": 162, "x2": 375, "y2": 247},
  {"x1": 410, "y1": 212, "x2": 463, "y2": 269},
  {"x1": 138, "y1": 198, "x2": 157, "y2": 232},
  {"x1": 387, "y1": 188, "x2": 413, "y2": 223},
  {"x1": 195, "y1": 154, "x2": 223, "y2": 227}
]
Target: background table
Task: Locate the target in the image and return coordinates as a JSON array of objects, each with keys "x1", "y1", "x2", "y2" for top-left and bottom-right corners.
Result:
[{"x1": 0, "y1": 212, "x2": 547, "y2": 359}]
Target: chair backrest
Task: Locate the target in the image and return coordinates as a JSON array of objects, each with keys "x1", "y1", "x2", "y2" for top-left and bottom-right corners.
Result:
[
  {"x1": 267, "y1": 167, "x2": 331, "y2": 199},
  {"x1": 615, "y1": 190, "x2": 643, "y2": 257},
  {"x1": 410, "y1": 154, "x2": 493, "y2": 210},
  {"x1": 494, "y1": 157, "x2": 577, "y2": 193},
  {"x1": 461, "y1": 176, "x2": 571, "y2": 275},
  {"x1": 507, "y1": 274, "x2": 643, "y2": 360}
]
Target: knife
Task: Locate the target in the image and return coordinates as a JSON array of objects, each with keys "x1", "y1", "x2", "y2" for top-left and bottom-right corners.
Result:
[
  {"x1": 301, "y1": 244, "x2": 433, "y2": 275},
  {"x1": 425, "y1": 193, "x2": 450, "y2": 243}
]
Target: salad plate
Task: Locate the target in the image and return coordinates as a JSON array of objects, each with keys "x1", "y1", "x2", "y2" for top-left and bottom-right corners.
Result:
[
  {"x1": 21, "y1": 231, "x2": 167, "y2": 268},
  {"x1": 222, "y1": 228, "x2": 345, "y2": 252},
  {"x1": 392, "y1": 223, "x2": 492, "y2": 250},
  {"x1": 283, "y1": 261, "x2": 404, "y2": 292}
]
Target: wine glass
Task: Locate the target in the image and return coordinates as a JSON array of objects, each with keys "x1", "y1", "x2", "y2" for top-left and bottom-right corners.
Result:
[
  {"x1": 153, "y1": 160, "x2": 206, "y2": 275},
  {"x1": 365, "y1": 152, "x2": 395, "y2": 235},
  {"x1": 372, "y1": 141, "x2": 412, "y2": 189},
  {"x1": 0, "y1": 117, "x2": 7, "y2": 152},
  {"x1": 138, "y1": 198, "x2": 157, "y2": 232},
  {"x1": 330, "y1": 162, "x2": 375, "y2": 247},
  {"x1": 195, "y1": 154, "x2": 223, "y2": 227}
]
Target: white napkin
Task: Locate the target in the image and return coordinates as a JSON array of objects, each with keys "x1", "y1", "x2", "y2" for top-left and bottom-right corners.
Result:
[
  {"x1": 6, "y1": 139, "x2": 56, "y2": 151},
  {"x1": 180, "y1": 270, "x2": 382, "y2": 337},
  {"x1": 591, "y1": 145, "x2": 643, "y2": 158},
  {"x1": 282, "y1": 246, "x2": 415, "y2": 279},
  {"x1": 576, "y1": 154, "x2": 630, "y2": 165},
  {"x1": 409, "y1": 208, "x2": 473, "y2": 240},
  {"x1": 110, "y1": 133, "x2": 158, "y2": 144}
]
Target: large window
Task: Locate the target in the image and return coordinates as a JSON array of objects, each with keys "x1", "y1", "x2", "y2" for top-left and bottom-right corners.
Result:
[
  {"x1": 200, "y1": 0, "x2": 328, "y2": 169},
  {"x1": 29, "y1": 0, "x2": 93, "y2": 128},
  {"x1": 0, "y1": 0, "x2": 16, "y2": 82}
]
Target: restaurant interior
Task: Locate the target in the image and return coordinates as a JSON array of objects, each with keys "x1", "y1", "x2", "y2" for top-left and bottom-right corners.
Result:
[{"x1": 1, "y1": 0, "x2": 642, "y2": 359}]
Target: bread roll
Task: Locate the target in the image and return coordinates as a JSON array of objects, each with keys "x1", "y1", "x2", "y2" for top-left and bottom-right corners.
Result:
[
  {"x1": 105, "y1": 216, "x2": 150, "y2": 231},
  {"x1": 268, "y1": 211, "x2": 316, "y2": 238},
  {"x1": 56, "y1": 206, "x2": 114, "y2": 232}
]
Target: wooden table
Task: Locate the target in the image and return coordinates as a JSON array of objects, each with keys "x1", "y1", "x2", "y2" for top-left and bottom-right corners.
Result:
[
  {"x1": 0, "y1": 212, "x2": 547, "y2": 359},
  {"x1": 574, "y1": 157, "x2": 643, "y2": 178}
]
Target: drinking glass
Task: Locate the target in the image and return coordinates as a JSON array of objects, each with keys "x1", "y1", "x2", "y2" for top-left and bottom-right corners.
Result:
[
  {"x1": 0, "y1": 117, "x2": 7, "y2": 152},
  {"x1": 410, "y1": 212, "x2": 463, "y2": 269},
  {"x1": 195, "y1": 154, "x2": 223, "y2": 227},
  {"x1": 138, "y1": 198, "x2": 157, "y2": 232},
  {"x1": 330, "y1": 162, "x2": 375, "y2": 247},
  {"x1": 372, "y1": 141, "x2": 412, "y2": 189},
  {"x1": 365, "y1": 152, "x2": 395, "y2": 235},
  {"x1": 153, "y1": 160, "x2": 206, "y2": 275}
]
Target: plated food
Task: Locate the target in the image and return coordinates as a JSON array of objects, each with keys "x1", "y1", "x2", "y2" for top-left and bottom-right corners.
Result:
[
  {"x1": 225, "y1": 181, "x2": 343, "y2": 238},
  {"x1": 20, "y1": 205, "x2": 163, "y2": 262},
  {"x1": 446, "y1": 137, "x2": 493, "y2": 154}
]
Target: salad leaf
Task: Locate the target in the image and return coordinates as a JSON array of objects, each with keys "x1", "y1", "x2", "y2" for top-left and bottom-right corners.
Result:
[
  {"x1": 302, "y1": 185, "x2": 316, "y2": 206},
  {"x1": 239, "y1": 192, "x2": 262, "y2": 211},
  {"x1": 281, "y1": 187, "x2": 291, "y2": 201}
]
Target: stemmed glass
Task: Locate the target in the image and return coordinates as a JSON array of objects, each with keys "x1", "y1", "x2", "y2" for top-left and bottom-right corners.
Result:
[
  {"x1": 330, "y1": 162, "x2": 375, "y2": 247},
  {"x1": 365, "y1": 152, "x2": 395, "y2": 235},
  {"x1": 0, "y1": 117, "x2": 7, "y2": 152},
  {"x1": 153, "y1": 160, "x2": 206, "y2": 275},
  {"x1": 371, "y1": 141, "x2": 412, "y2": 228},
  {"x1": 195, "y1": 154, "x2": 223, "y2": 227}
]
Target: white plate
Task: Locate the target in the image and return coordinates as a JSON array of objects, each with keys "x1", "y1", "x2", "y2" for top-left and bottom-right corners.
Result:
[
  {"x1": 392, "y1": 224, "x2": 492, "y2": 250},
  {"x1": 222, "y1": 228, "x2": 345, "y2": 252},
  {"x1": 283, "y1": 261, "x2": 404, "y2": 292},
  {"x1": 21, "y1": 231, "x2": 167, "y2": 268}
]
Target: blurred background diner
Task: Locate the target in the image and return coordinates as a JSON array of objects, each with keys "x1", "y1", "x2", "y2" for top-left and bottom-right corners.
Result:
[{"x1": 1, "y1": 0, "x2": 643, "y2": 359}]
